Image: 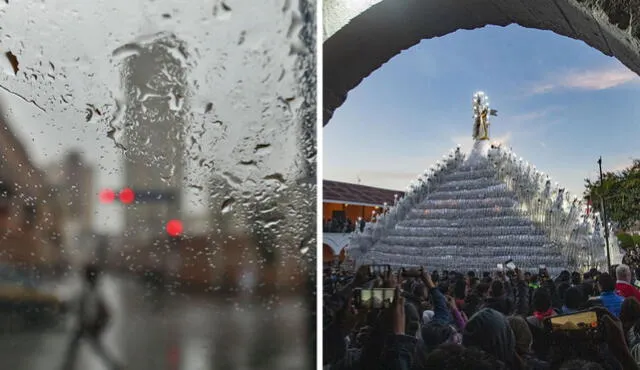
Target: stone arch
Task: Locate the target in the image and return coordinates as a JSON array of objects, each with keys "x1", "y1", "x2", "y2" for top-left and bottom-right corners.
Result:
[
  {"x1": 339, "y1": 246, "x2": 347, "y2": 262},
  {"x1": 323, "y1": 0, "x2": 640, "y2": 125},
  {"x1": 323, "y1": 243, "x2": 336, "y2": 263}
]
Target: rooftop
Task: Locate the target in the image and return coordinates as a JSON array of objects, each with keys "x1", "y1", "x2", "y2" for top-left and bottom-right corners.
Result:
[{"x1": 323, "y1": 180, "x2": 403, "y2": 207}]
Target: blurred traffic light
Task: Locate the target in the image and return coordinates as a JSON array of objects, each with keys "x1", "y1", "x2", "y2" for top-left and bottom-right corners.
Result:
[
  {"x1": 119, "y1": 187, "x2": 135, "y2": 204},
  {"x1": 100, "y1": 188, "x2": 178, "y2": 205},
  {"x1": 166, "y1": 219, "x2": 183, "y2": 237},
  {"x1": 99, "y1": 188, "x2": 116, "y2": 204}
]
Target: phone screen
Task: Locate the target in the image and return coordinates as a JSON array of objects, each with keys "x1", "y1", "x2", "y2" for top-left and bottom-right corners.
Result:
[
  {"x1": 634, "y1": 280, "x2": 640, "y2": 289},
  {"x1": 359, "y1": 289, "x2": 372, "y2": 309},
  {"x1": 549, "y1": 311, "x2": 598, "y2": 331},
  {"x1": 506, "y1": 261, "x2": 516, "y2": 270},
  {"x1": 369, "y1": 265, "x2": 390, "y2": 277},
  {"x1": 358, "y1": 288, "x2": 395, "y2": 309},
  {"x1": 496, "y1": 264, "x2": 504, "y2": 271}
]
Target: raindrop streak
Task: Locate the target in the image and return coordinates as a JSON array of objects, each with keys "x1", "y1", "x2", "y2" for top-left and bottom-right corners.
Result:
[
  {"x1": 221, "y1": 198, "x2": 235, "y2": 214},
  {"x1": 0, "y1": 84, "x2": 46, "y2": 112}
]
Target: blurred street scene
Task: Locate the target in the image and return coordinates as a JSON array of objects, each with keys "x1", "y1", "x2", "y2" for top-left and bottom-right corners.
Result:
[
  {"x1": 0, "y1": 273, "x2": 307, "y2": 370},
  {"x1": 0, "y1": 1, "x2": 316, "y2": 368}
]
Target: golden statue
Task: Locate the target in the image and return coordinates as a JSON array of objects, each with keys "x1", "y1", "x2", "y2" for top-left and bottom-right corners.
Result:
[{"x1": 472, "y1": 91, "x2": 497, "y2": 141}]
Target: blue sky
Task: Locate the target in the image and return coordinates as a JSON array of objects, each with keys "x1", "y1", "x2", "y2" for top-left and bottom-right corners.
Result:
[{"x1": 324, "y1": 25, "x2": 640, "y2": 197}]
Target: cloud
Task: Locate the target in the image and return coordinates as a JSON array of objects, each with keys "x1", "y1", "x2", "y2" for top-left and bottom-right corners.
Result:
[
  {"x1": 508, "y1": 111, "x2": 550, "y2": 122},
  {"x1": 492, "y1": 132, "x2": 512, "y2": 145},
  {"x1": 529, "y1": 64, "x2": 640, "y2": 95},
  {"x1": 610, "y1": 158, "x2": 637, "y2": 172}
]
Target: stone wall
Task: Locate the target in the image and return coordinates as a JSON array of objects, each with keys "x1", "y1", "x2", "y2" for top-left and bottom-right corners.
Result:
[{"x1": 323, "y1": 0, "x2": 640, "y2": 124}]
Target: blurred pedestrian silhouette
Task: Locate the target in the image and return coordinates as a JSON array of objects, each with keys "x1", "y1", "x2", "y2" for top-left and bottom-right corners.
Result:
[{"x1": 60, "y1": 264, "x2": 123, "y2": 370}]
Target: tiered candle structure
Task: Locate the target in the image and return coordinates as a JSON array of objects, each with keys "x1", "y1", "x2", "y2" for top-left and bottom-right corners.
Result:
[{"x1": 348, "y1": 140, "x2": 622, "y2": 275}]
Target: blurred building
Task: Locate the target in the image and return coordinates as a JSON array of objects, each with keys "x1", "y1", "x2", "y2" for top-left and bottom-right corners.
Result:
[
  {"x1": 323, "y1": 180, "x2": 402, "y2": 264},
  {"x1": 0, "y1": 106, "x2": 63, "y2": 275},
  {"x1": 44, "y1": 150, "x2": 95, "y2": 267},
  {"x1": 120, "y1": 35, "x2": 187, "y2": 244}
]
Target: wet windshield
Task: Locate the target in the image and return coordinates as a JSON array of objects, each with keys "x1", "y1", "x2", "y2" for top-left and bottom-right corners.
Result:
[{"x1": 0, "y1": 0, "x2": 316, "y2": 368}]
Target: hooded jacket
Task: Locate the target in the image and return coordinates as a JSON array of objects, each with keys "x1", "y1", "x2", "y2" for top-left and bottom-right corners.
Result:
[{"x1": 463, "y1": 308, "x2": 517, "y2": 369}]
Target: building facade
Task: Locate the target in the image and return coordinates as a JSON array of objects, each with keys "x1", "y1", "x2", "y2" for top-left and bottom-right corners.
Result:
[
  {"x1": 323, "y1": 180, "x2": 402, "y2": 264},
  {"x1": 44, "y1": 150, "x2": 95, "y2": 267},
  {"x1": 0, "y1": 105, "x2": 63, "y2": 275},
  {"x1": 120, "y1": 35, "x2": 187, "y2": 244}
]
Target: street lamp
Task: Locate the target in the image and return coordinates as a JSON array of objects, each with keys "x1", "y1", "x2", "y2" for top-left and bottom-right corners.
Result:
[{"x1": 598, "y1": 157, "x2": 612, "y2": 271}]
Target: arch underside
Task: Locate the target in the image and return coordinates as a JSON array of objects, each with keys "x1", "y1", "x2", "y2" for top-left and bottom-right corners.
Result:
[{"x1": 324, "y1": 0, "x2": 640, "y2": 125}]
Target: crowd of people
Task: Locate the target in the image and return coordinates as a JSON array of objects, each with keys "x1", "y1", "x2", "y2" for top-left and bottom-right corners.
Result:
[
  {"x1": 323, "y1": 218, "x2": 366, "y2": 234},
  {"x1": 323, "y1": 263, "x2": 640, "y2": 369}
]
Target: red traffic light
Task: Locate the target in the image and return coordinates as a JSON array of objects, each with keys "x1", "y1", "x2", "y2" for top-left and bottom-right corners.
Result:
[
  {"x1": 166, "y1": 219, "x2": 183, "y2": 237},
  {"x1": 119, "y1": 188, "x2": 135, "y2": 204},
  {"x1": 99, "y1": 188, "x2": 116, "y2": 204}
]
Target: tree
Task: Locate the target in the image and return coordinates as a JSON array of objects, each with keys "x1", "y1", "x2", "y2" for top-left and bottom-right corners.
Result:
[{"x1": 584, "y1": 159, "x2": 640, "y2": 231}]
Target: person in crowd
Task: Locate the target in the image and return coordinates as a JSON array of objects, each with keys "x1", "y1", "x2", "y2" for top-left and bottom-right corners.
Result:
[
  {"x1": 570, "y1": 271, "x2": 582, "y2": 287},
  {"x1": 556, "y1": 282, "x2": 570, "y2": 307},
  {"x1": 561, "y1": 286, "x2": 583, "y2": 314},
  {"x1": 598, "y1": 272, "x2": 625, "y2": 317},
  {"x1": 555, "y1": 270, "x2": 571, "y2": 285},
  {"x1": 620, "y1": 296, "x2": 640, "y2": 335},
  {"x1": 462, "y1": 308, "x2": 524, "y2": 369},
  {"x1": 525, "y1": 287, "x2": 555, "y2": 360},
  {"x1": 452, "y1": 279, "x2": 466, "y2": 310},
  {"x1": 615, "y1": 264, "x2": 640, "y2": 302},
  {"x1": 462, "y1": 280, "x2": 484, "y2": 319},
  {"x1": 466, "y1": 270, "x2": 475, "y2": 283},
  {"x1": 507, "y1": 315, "x2": 549, "y2": 370},
  {"x1": 445, "y1": 295, "x2": 467, "y2": 330},
  {"x1": 484, "y1": 280, "x2": 513, "y2": 316}
]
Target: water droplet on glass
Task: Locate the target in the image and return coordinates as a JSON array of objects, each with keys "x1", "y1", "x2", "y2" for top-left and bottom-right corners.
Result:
[
  {"x1": 212, "y1": 1, "x2": 232, "y2": 20},
  {"x1": 111, "y1": 43, "x2": 143, "y2": 61},
  {"x1": 221, "y1": 198, "x2": 235, "y2": 214},
  {"x1": 3, "y1": 51, "x2": 19, "y2": 75},
  {"x1": 254, "y1": 143, "x2": 271, "y2": 153},
  {"x1": 264, "y1": 173, "x2": 285, "y2": 183}
]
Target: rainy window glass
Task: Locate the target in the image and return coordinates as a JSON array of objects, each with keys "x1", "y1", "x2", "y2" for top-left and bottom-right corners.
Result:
[{"x1": 0, "y1": 1, "x2": 316, "y2": 369}]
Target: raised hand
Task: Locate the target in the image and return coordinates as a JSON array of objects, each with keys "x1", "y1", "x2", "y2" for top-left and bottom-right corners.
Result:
[{"x1": 391, "y1": 286, "x2": 405, "y2": 335}]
